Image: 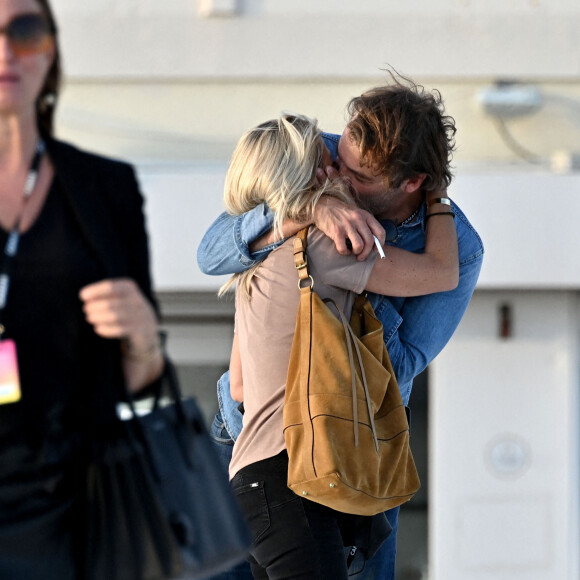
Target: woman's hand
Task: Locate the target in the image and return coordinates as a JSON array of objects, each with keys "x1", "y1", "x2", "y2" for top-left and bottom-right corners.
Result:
[{"x1": 79, "y1": 278, "x2": 164, "y2": 392}]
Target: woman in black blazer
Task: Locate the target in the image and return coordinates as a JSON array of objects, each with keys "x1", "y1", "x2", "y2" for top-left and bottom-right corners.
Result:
[{"x1": 0, "y1": 1, "x2": 163, "y2": 577}]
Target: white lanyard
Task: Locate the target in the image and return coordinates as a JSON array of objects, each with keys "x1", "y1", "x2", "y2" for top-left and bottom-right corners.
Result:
[{"x1": 0, "y1": 139, "x2": 45, "y2": 334}]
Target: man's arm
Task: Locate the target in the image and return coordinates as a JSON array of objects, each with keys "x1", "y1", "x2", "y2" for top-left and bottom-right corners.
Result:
[
  {"x1": 372, "y1": 248, "x2": 483, "y2": 390},
  {"x1": 365, "y1": 192, "x2": 459, "y2": 296},
  {"x1": 313, "y1": 195, "x2": 386, "y2": 261}
]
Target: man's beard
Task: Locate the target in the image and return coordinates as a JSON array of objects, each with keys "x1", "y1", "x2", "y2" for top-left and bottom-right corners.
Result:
[{"x1": 352, "y1": 187, "x2": 401, "y2": 218}]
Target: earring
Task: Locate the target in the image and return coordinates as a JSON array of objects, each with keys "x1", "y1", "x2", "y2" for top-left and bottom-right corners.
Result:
[{"x1": 39, "y1": 93, "x2": 56, "y2": 113}]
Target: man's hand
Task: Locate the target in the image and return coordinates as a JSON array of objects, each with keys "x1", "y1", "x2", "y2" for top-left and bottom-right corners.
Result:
[{"x1": 313, "y1": 195, "x2": 386, "y2": 261}]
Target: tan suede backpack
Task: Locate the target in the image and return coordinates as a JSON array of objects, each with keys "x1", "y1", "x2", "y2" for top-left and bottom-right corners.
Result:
[{"x1": 283, "y1": 228, "x2": 420, "y2": 516}]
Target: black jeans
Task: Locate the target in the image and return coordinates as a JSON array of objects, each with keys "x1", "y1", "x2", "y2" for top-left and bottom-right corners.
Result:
[{"x1": 231, "y1": 451, "x2": 349, "y2": 580}]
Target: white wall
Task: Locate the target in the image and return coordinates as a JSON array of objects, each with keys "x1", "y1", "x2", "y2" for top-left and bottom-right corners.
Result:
[
  {"x1": 55, "y1": 80, "x2": 580, "y2": 170},
  {"x1": 430, "y1": 290, "x2": 580, "y2": 579},
  {"x1": 452, "y1": 173, "x2": 580, "y2": 289},
  {"x1": 138, "y1": 167, "x2": 580, "y2": 291},
  {"x1": 51, "y1": 0, "x2": 580, "y2": 79},
  {"x1": 139, "y1": 166, "x2": 230, "y2": 291}
]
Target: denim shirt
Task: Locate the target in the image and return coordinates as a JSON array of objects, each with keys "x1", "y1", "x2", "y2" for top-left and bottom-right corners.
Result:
[{"x1": 197, "y1": 133, "x2": 484, "y2": 437}]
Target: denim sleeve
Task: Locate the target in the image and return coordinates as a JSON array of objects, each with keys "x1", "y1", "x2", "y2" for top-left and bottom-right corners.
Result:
[
  {"x1": 197, "y1": 204, "x2": 279, "y2": 275},
  {"x1": 371, "y1": 251, "x2": 483, "y2": 387},
  {"x1": 217, "y1": 370, "x2": 244, "y2": 440}
]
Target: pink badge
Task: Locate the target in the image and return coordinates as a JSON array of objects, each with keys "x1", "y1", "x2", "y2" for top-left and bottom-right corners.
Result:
[{"x1": 0, "y1": 339, "x2": 21, "y2": 404}]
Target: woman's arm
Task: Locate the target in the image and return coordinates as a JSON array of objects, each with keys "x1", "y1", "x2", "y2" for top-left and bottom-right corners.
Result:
[
  {"x1": 79, "y1": 278, "x2": 164, "y2": 392},
  {"x1": 365, "y1": 192, "x2": 459, "y2": 297},
  {"x1": 229, "y1": 333, "x2": 243, "y2": 403}
]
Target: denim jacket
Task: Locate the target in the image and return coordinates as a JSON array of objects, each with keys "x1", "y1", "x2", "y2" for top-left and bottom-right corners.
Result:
[{"x1": 198, "y1": 134, "x2": 484, "y2": 437}]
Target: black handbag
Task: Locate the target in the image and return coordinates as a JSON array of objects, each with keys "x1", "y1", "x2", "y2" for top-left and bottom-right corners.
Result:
[{"x1": 84, "y1": 359, "x2": 251, "y2": 580}]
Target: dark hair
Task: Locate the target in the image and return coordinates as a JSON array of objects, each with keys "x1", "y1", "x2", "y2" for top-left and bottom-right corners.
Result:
[
  {"x1": 34, "y1": 0, "x2": 61, "y2": 136},
  {"x1": 346, "y1": 73, "x2": 457, "y2": 193}
]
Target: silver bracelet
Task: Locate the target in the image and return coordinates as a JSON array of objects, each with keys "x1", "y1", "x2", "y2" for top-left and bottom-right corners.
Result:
[{"x1": 427, "y1": 197, "x2": 452, "y2": 208}]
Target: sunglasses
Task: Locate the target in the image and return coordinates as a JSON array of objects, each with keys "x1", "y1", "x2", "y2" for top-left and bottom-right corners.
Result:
[{"x1": 0, "y1": 13, "x2": 54, "y2": 57}]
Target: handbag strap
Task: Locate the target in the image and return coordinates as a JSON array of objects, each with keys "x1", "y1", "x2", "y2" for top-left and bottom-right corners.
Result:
[
  {"x1": 121, "y1": 356, "x2": 196, "y2": 476},
  {"x1": 293, "y1": 228, "x2": 379, "y2": 451},
  {"x1": 293, "y1": 227, "x2": 312, "y2": 290}
]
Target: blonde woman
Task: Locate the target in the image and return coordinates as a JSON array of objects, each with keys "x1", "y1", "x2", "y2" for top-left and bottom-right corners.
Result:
[{"x1": 224, "y1": 114, "x2": 458, "y2": 579}]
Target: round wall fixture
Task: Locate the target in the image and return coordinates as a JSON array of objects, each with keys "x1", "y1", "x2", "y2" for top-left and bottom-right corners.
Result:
[{"x1": 484, "y1": 434, "x2": 531, "y2": 479}]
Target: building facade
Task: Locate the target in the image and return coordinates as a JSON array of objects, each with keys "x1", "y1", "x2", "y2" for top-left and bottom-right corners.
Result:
[{"x1": 52, "y1": 1, "x2": 580, "y2": 577}]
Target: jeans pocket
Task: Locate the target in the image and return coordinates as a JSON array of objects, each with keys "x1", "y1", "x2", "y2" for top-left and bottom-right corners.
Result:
[
  {"x1": 210, "y1": 414, "x2": 235, "y2": 445},
  {"x1": 232, "y1": 480, "x2": 270, "y2": 544}
]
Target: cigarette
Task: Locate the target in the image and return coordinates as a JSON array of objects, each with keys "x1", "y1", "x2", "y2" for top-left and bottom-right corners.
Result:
[{"x1": 373, "y1": 235, "x2": 385, "y2": 259}]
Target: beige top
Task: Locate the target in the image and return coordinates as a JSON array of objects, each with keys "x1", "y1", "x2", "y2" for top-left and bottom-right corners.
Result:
[{"x1": 229, "y1": 227, "x2": 378, "y2": 479}]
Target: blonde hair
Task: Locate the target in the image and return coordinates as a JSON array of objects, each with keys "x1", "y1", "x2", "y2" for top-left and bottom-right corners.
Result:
[{"x1": 219, "y1": 113, "x2": 353, "y2": 297}]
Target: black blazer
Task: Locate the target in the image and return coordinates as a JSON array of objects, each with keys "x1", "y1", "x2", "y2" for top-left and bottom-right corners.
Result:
[
  {"x1": 45, "y1": 136, "x2": 156, "y2": 305},
  {"x1": 45, "y1": 136, "x2": 158, "y2": 423}
]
